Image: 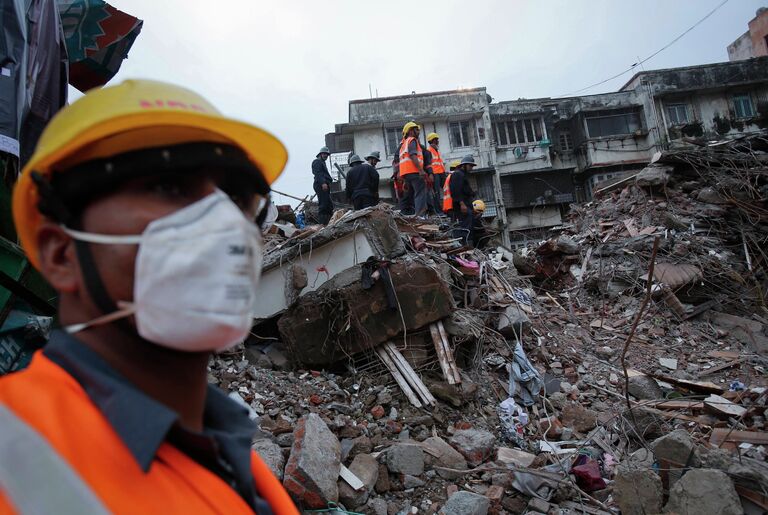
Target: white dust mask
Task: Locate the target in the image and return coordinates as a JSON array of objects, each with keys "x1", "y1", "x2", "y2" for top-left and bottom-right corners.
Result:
[{"x1": 63, "y1": 189, "x2": 263, "y2": 352}]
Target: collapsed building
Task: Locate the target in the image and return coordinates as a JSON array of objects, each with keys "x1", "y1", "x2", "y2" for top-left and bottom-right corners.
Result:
[
  {"x1": 220, "y1": 132, "x2": 768, "y2": 513},
  {"x1": 325, "y1": 57, "x2": 768, "y2": 250}
]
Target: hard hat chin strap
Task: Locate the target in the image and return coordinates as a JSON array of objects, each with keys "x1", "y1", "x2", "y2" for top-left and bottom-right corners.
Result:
[{"x1": 73, "y1": 239, "x2": 121, "y2": 316}]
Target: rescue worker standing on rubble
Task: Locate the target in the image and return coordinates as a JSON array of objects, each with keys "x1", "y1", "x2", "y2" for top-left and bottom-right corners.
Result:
[
  {"x1": 345, "y1": 154, "x2": 379, "y2": 209},
  {"x1": 396, "y1": 121, "x2": 427, "y2": 216},
  {"x1": 449, "y1": 155, "x2": 478, "y2": 245},
  {"x1": 441, "y1": 159, "x2": 461, "y2": 220},
  {"x1": 426, "y1": 133, "x2": 446, "y2": 213},
  {"x1": 471, "y1": 199, "x2": 489, "y2": 249},
  {"x1": 0, "y1": 80, "x2": 298, "y2": 515},
  {"x1": 312, "y1": 146, "x2": 334, "y2": 225}
]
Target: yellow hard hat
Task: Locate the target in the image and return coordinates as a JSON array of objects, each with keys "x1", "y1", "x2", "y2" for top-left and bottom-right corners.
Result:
[
  {"x1": 402, "y1": 121, "x2": 419, "y2": 137},
  {"x1": 427, "y1": 132, "x2": 439, "y2": 142},
  {"x1": 449, "y1": 160, "x2": 461, "y2": 170},
  {"x1": 13, "y1": 79, "x2": 288, "y2": 270},
  {"x1": 472, "y1": 199, "x2": 486, "y2": 212}
]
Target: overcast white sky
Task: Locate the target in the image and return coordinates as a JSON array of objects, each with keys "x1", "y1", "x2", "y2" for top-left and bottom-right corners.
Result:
[{"x1": 106, "y1": 0, "x2": 765, "y2": 204}]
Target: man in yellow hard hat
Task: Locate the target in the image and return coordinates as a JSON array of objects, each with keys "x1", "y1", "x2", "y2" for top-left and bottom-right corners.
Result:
[
  {"x1": 394, "y1": 121, "x2": 427, "y2": 216},
  {"x1": 472, "y1": 199, "x2": 490, "y2": 249},
  {"x1": 0, "y1": 80, "x2": 298, "y2": 514}
]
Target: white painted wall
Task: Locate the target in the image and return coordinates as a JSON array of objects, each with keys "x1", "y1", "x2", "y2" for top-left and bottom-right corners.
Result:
[
  {"x1": 254, "y1": 232, "x2": 376, "y2": 320},
  {"x1": 506, "y1": 206, "x2": 562, "y2": 231}
]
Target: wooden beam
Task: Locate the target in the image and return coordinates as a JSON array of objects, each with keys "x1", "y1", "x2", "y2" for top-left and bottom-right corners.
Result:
[
  {"x1": 436, "y1": 321, "x2": 462, "y2": 384},
  {"x1": 375, "y1": 346, "x2": 422, "y2": 408},
  {"x1": 383, "y1": 342, "x2": 436, "y2": 406},
  {"x1": 430, "y1": 323, "x2": 456, "y2": 385}
]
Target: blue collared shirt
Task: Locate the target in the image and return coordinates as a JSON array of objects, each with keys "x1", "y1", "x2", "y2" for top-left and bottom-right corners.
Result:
[{"x1": 43, "y1": 330, "x2": 274, "y2": 514}]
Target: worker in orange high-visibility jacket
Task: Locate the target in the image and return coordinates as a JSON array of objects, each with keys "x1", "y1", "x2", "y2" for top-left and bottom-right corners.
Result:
[
  {"x1": 442, "y1": 159, "x2": 461, "y2": 217},
  {"x1": 426, "y1": 133, "x2": 446, "y2": 213},
  {"x1": 396, "y1": 121, "x2": 427, "y2": 216},
  {"x1": 0, "y1": 80, "x2": 299, "y2": 515}
]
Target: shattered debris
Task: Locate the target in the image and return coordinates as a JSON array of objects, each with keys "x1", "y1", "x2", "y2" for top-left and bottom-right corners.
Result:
[{"x1": 209, "y1": 136, "x2": 767, "y2": 514}]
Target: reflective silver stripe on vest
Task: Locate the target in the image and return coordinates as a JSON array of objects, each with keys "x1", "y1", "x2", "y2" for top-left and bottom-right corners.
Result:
[{"x1": 0, "y1": 404, "x2": 111, "y2": 515}]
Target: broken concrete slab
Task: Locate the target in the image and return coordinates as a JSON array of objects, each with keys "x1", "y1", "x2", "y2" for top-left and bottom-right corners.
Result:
[
  {"x1": 278, "y1": 259, "x2": 454, "y2": 366},
  {"x1": 251, "y1": 438, "x2": 286, "y2": 480},
  {"x1": 441, "y1": 490, "x2": 490, "y2": 515},
  {"x1": 635, "y1": 164, "x2": 671, "y2": 187},
  {"x1": 707, "y1": 311, "x2": 768, "y2": 355},
  {"x1": 256, "y1": 206, "x2": 406, "y2": 321},
  {"x1": 283, "y1": 413, "x2": 341, "y2": 508},
  {"x1": 560, "y1": 402, "x2": 598, "y2": 433},
  {"x1": 386, "y1": 443, "x2": 425, "y2": 476},
  {"x1": 449, "y1": 429, "x2": 495, "y2": 467},
  {"x1": 664, "y1": 469, "x2": 742, "y2": 515}
]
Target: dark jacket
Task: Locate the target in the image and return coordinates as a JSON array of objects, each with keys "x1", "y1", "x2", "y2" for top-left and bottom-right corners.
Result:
[
  {"x1": 312, "y1": 158, "x2": 333, "y2": 186},
  {"x1": 449, "y1": 169, "x2": 475, "y2": 210},
  {"x1": 422, "y1": 146, "x2": 432, "y2": 174},
  {"x1": 345, "y1": 162, "x2": 380, "y2": 200}
]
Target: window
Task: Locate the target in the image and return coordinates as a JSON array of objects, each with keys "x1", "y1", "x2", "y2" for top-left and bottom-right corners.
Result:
[
  {"x1": 667, "y1": 104, "x2": 689, "y2": 125},
  {"x1": 449, "y1": 121, "x2": 474, "y2": 148},
  {"x1": 385, "y1": 127, "x2": 401, "y2": 156},
  {"x1": 733, "y1": 94, "x2": 755, "y2": 119},
  {"x1": 585, "y1": 110, "x2": 642, "y2": 138},
  {"x1": 558, "y1": 132, "x2": 573, "y2": 151},
  {"x1": 492, "y1": 118, "x2": 543, "y2": 146}
]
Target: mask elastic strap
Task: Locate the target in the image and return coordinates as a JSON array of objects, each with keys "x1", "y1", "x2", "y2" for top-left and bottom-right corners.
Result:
[
  {"x1": 65, "y1": 302, "x2": 136, "y2": 334},
  {"x1": 73, "y1": 239, "x2": 121, "y2": 316}
]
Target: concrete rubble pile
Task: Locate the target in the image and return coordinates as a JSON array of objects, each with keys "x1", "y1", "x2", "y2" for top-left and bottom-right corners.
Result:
[{"x1": 209, "y1": 137, "x2": 767, "y2": 514}]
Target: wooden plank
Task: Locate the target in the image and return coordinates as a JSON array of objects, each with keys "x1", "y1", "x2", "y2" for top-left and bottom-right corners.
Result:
[
  {"x1": 709, "y1": 429, "x2": 768, "y2": 447},
  {"x1": 623, "y1": 219, "x2": 639, "y2": 237},
  {"x1": 429, "y1": 323, "x2": 456, "y2": 385},
  {"x1": 437, "y1": 321, "x2": 462, "y2": 384},
  {"x1": 648, "y1": 373, "x2": 724, "y2": 394},
  {"x1": 339, "y1": 464, "x2": 365, "y2": 491},
  {"x1": 375, "y1": 346, "x2": 422, "y2": 408},
  {"x1": 383, "y1": 343, "x2": 436, "y2": 406},
  {"x1": 736, "y1": 485, "x2": 768, "y2": 511},
  {"x1": 708, "y1": 350, "x2": 741, "y2": 359},
  {"x1": 704, "y1": 394, "x2": 747, "y2": 418},
  {"x1": 698, "y1": 359, "x2": 743, "y2": 377},
  {"x1": 646, "y1": 400, "x2": 705, "y2": 411}
]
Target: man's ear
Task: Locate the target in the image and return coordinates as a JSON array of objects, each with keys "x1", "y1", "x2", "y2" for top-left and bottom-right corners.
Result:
[{"x1": 36, "y1": 221, "x2": 79, "y2": 293}]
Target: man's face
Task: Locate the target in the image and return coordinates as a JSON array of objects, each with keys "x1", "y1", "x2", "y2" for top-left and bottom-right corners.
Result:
[
  {"x1": 56, "y1": 170, "x2": 264, "y2": 318},
  {"x1": 320, "y1": 153, "x2": 329, "y2": 161},
  {"x1": 367, "y1": 158, "x2": 379, "y2": 167},
  {"x1": 431, "y1": 139, "x2": 439, "y2": 148}
]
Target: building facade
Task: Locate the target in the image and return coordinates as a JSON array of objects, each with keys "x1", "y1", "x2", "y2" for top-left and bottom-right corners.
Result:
[
  {"x1": 326, "y1": 58, "x2": 768, "y2": 247},
  {"x1": 728, "y1": 8, "x2": 768, "y2": 61}
]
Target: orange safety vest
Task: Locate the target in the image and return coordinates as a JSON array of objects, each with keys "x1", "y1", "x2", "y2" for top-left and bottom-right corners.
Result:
[
  {"x1": 442, "y1": 173, "x2": 453, "y2": 212},
  {"x1": 398, "y1": 136, "x2": 423, "y2": 176},
  {"x1": 0, "y1": 353, "x2": 298, "y2": 515},
  {"x1": 428, "y1": 146, "x2": 445, "y2": 175}
]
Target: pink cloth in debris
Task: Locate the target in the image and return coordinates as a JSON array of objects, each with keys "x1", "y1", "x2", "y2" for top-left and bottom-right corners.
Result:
[{"x1": 455, "y1": 257, "x2": 479, "y2": 269}]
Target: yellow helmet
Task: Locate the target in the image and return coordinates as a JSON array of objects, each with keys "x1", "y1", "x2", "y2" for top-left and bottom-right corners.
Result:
[
  {"x1": 13, "y1": 79, "x2": 288, "y2": 270},
  {"x1": 449, "y1": 160, "x2": 461, "y2": 170},
  {"x1": 472, "y1": 199, "x2": 486, "y2": 212},
  {"x1": 402, "y1": 121, "x2": 419, "y2": 137},
  {"x1": 427, "y1": 132, "x2": 439, "y2": 142}
]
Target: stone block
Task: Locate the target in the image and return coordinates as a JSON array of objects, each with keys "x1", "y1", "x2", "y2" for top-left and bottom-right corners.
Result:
[
  {"x1": 628, "y1": 375, "x2": 664, "y2": 400},
  {"x1": 449, "y1": 429, "x2": 495, "y2": 467},
  {"x1": 283, "y1": 413, "x2": 341, "y2": 508},
  {"x1": 650, "y1": 429, "x2": 700, "y2": 468},
  {"x1": 664, "y1": 469, "x2": 742, "y2": 515},
  {"x1": 614, "y1": 465, "x2": 663, "y2": 515},
  {"x1": 441, "y1": 491, "x2": 489, "y2": 515},
  {"x1": 497, "y1": 305, "x2": 531, "y2": 338},
  {"x1": 386, "y1": 444, "x2": 424, "y2": 476},
  {"x1": 338, "y1": 453, "x2": 379, "y2": 508},
  {"x1": 252, "y1": 438, "x2": 286, "y2": 480}
]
